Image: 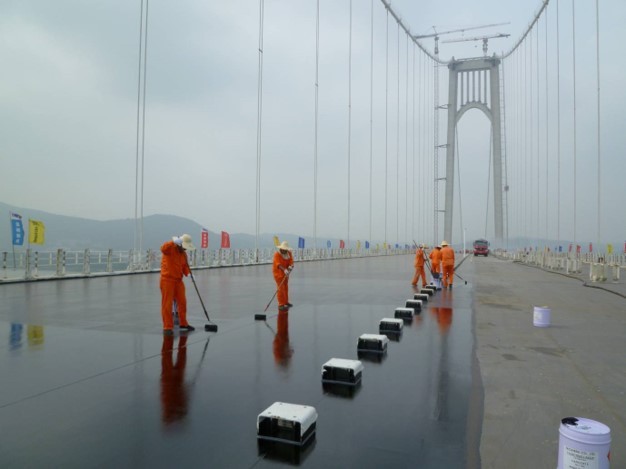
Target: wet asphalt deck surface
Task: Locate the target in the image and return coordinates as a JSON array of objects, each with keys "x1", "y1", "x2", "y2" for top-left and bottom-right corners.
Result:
[
  {"x1": 0, "y1": 255, "x2": 478, "y2": 468},
  {"x1": 2, "y1": 254, "x2": 625, "y2": 468}
]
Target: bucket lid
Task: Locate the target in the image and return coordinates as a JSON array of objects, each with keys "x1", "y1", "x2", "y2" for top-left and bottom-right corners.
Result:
[{"x1": 560, "y1": 417, "x2": 611, "y2": 444}]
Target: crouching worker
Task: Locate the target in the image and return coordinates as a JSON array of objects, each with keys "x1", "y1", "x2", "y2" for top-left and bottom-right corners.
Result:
[
  {"x1": 160, "y1": 234, "x2": 196, "y2": 335},
  {"x1": 272, "y1": 241, "x2": 294, "y2": 311}
]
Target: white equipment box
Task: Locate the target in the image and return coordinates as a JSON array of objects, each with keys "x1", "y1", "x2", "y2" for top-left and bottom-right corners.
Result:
[
  {"x1": 257, "y1": 402, "x2": 318, "y2": 446},
  {"x1": 357, "y1": 334, "x2": 389, "y2": 353},
  {"x1": 321, "y1": 358, "x2": 364, "y2": 386}
]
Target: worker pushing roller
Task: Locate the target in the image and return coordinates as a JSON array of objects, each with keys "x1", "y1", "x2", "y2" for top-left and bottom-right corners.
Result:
[
  {"x1": 440, "y1": 240, "x2": 455, "y2": 289},
  {"x1": 429, "y1": 244, "x2": 443, "y2": 289},
  {"x1": 411, "y1": 243, "x2": 428, "y2": 289},
  {"x1": 160, "y1": 234, "x2": 196, "y2": 335},
  {"x1": 272, "y1": 241, "x2": 294, "y2": 311}
]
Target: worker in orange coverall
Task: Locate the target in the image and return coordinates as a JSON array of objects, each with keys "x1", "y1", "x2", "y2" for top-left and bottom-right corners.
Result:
[
  {"x1": 440, "y1": 240, "x2": 455, "y2": 289},
  {"x1": 272, "y1": 241, "x2": 294, "y2": 311},
  {"x1": 411, "y1": 244, "x2": 428, "y2": 288},
  {"x1": 160, "y1": 234, "x2": 196, "y2": 335},
  {"x1": 429, "y1": 245, "x2": 442, "y2": 279}
]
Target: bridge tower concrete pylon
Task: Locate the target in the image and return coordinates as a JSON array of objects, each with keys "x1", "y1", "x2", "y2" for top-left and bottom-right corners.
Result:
[{"x1": 443, "y1": 56, "x2": 503, "y2": 244}]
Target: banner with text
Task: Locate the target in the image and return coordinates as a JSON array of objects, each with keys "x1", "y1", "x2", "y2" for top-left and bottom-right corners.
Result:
[
  {"x1": 28, "y1": 219, "x2": 46, "y2": 245},
  {"x1": 221, "y1": 231, "x2": 230, "y2": 249},
  {"x1": 201, "y1": 228, "x2": 209, "y2": 249},
  {"x1": 10, "y1": 212, "x2": 24, "y2": 246}
]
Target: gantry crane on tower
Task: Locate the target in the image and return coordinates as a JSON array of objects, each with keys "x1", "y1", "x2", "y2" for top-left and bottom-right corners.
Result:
[
  {"x1": 413, "y1": 23, "x2": 510, "y2": 58},
  {"x1": 442, "y1": 33, "x2": 511, "y2": 56}
]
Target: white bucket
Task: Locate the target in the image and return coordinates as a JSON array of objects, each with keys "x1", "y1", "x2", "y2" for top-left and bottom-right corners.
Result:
[
  {"x1": 558, "y1": 417, "x2": 611, "y2": 469},
  {"x1": 533, "y1": 306, "x2": 551, "y2": 328}
]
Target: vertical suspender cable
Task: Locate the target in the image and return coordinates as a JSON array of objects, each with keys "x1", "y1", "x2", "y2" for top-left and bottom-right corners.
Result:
[
  {"x1": 384, "y1": 8, "x2": 389, "y2": 246},
  {"x1": 485, "y1": 127, "x2": 492, "y2": 238},
  {"x1": 536, "y1": 25, "x2": 540, "y2": 241},
  {"x1": 255, "y1": 0, "x2": 265, "y2": 259},
  {"x1": 411, "y1": 44, "x2": 415, "y2": 239},
  {"x1": 369, "y1": 0, "x2": 373, "y2": 246},
  {"x1": 595, "y1": 0, "x2": 601, "y2": 248},
  {"x1": 134, "y1": 0, "x2": 145, "y2": 266},
  {"x1": 544, "y1": 9, "x2": 550, "y2": 239},
  {"x1": 314, "y1": 0, "x2": 319, "y2": 251},
  {"x1": 347, "y1": 0, "x2": 352, "y2": 248},
  {"x1": 556, "y1": 0, "x2": 561, "y2": 247},
  {"x1": 572, "y1": 0, "x2": 577, "y2": 248},
  {"x1": 455, "y1": 127, "x2": 464, "y2": 239},
  {"x1": 529, "y1": 31, "x2": 534, "y2": 243},
  {"x1": 396, "y1": 23, "x2": 400, "y2": 245},
  {"x1": 139, "y1": 0, "x2": 149, "y2": 264},
  {"x1": 405, "y1": 34, "x2": 409, "y2": 244}
]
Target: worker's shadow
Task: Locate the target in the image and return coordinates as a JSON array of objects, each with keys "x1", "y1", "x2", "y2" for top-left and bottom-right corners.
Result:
[
  {"x1": 160, "y1": 334, "x2": 189, "y2": 426},
  {"x1": 272, "y1": 310, "x2": 293, "y2": 368}
]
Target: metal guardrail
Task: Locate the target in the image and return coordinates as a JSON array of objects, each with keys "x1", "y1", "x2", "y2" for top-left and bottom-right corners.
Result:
[
  {"x1": 1, "y1": 247, "x2": 411, "y2": 282},
  {"x1": 496, "y1": 249, "x2": 626, "y2": 284}
]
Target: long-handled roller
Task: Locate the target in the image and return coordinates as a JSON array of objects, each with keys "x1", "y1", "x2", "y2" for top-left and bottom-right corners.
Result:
[
  {"x1": 255, "y1": 273, "x2": 289, "y2": 321},
  {"x1": 188, "y1": 270, "x2": 218, "y2": 332}
]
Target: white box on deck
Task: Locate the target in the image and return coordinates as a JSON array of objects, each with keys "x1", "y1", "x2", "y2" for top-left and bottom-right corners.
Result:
[
  {"x1": 321, "y1": 358, "x2": 364, "y2": 385},
  {"x1": 357, "y1": 333, "x2": 389, "y2": 353},
  {"x1": 257, "y1": 402, "x2": 317, "y2": 446},
  {"x1": 395, "y1": 307, "x2": 414, "y2": 319},
  {"x1": 379, "y1": 317, "x2": 404, "y2": 332}
]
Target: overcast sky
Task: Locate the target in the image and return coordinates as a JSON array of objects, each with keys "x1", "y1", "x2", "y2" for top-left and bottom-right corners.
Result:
[{"x1": 1, "y1": 0, "x2": 624, "y2": 247}]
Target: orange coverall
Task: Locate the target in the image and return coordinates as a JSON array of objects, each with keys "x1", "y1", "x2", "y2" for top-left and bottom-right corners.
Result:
[
  {"x1": 160, "y1": 240, "x2": 192, "y2": 331},
  {"x1": 411, "y1": 248, "x2": 427, "y2": 287},
  {"x1": 272, "y1": 250, "x2": 294, "y2": 309},
  {"x1": 429, "y1": 248, "x2": 442, "y2": 278},
  {"x1": 441, "y1": 245, "x2": 455, "y2": 287}
]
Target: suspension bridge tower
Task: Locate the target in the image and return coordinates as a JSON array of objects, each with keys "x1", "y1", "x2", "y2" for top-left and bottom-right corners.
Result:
[{"x1": 443, "y1": 56, "x2": 504, "y2": 244}]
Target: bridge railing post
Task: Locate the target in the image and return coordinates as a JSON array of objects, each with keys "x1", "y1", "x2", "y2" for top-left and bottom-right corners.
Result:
[{"x1": 83, "y1": 249, "x2": 90, "y2": 275}]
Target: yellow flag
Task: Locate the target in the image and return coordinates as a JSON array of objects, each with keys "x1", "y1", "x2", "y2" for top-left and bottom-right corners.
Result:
[
  {"x1": 356, "y1": 240, "x2": 361, "y2": 250},
  {"x1": 607, "y1": 243, "x2": 613, "y2": 254},
  {"x1": 273, "y1": 235, "x2": 280, "y2": 247},
  {"x1": 29, "y1": 219, "x2": 46, "y2": 245}
]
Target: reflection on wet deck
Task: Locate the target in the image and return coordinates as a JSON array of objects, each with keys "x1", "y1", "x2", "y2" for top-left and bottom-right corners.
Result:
[{"x1": 0, "y1": 255, "x2": 478, "y2": 468}]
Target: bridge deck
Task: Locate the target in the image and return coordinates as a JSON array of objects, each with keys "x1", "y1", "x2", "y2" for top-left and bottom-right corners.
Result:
[{"x1": 1, "y1": 255, "x2": 624, "y2": 468}]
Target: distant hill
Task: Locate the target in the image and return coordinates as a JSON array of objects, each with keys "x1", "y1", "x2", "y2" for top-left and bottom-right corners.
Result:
[{"x1": 0, "y1": 202, "x2": 341, "y2": 252}]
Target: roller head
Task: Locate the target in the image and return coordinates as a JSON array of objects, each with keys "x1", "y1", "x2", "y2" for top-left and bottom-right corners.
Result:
[
  {"x1": 205, "y1": 324, "x2": 218, "y2": 332},
  {"x1": 254, "y1": 313, "x2": 267, "y2": 321}
]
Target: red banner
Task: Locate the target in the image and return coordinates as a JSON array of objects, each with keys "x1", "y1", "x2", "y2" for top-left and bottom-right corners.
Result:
[
  {"x1": 339, "y1": 240, "x2": 345, "y2": 249},
  {"x1": 201, "y1": 229, "x2": 209, "y2": 249},
  {"x1": 589, "y1": 242, "x2": 593, "y2": 253},
  {"x1": 576, "y1": 244, "x2": 581, "y2": 254},
  {"x1": 221, "y1": 231, "x2": 230, "y2": 249}
]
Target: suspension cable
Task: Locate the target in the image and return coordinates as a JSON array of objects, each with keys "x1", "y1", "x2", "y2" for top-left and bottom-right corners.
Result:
[
  {"x1": 572, "y1": 0, "x2": 577, "y2": 248},
  {"x1": 254, "y1": 0, "x2": 265, "y2": 256},
  {"x1": 556, "y1": 0, "x2": 561, "y2": 246},
  {"x1": 384, "y1": 8, "x2": 389, "y2": 245},
  {"x1": 347, "y1": 0, "x2": 352, "y2": 247},
  {"x1": 595, "y1": 0, "x2": 601, "y2": 247},
  {"x1": 313, "y1": 0, "x2": 319, "y2": 251},
  {"x1": 369, "y1": 0, "x2": 373, "y2": 245},
  {"x1": 485, "y1": 126, "x2": 492, "y2": 238}
]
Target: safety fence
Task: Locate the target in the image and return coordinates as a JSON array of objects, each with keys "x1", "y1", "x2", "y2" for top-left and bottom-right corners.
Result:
[
  {"x1": 1, "y1": 246, "x2": 410, "y2": 282},
  {"x1": 497, "y1": 250, "x2": 626, "y2": 284}
]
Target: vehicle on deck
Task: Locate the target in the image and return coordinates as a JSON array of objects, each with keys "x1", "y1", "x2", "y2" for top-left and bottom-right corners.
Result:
[{"x1": 473, "y1": 239, "x2": 489, "y2": 257}]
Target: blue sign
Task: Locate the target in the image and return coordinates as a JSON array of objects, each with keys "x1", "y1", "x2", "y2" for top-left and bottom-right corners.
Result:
[
  {"x1": 327, "y1": 240, "x2": 331, "y2": 248},
  {"x1": 298, "y1": 237, "x2": 305, "y2": 249},
  {"x1": 10, "y1": 213, "x2": 24, "y2": 246}
]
